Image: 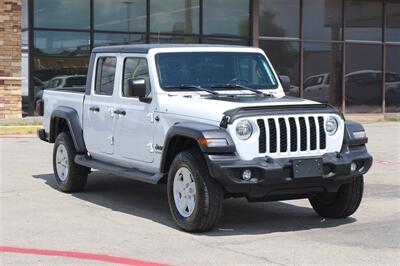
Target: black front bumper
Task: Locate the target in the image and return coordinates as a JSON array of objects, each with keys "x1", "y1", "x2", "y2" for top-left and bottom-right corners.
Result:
[{"x1": 205, "y1": 145, "x2": 372, "y2": 201}]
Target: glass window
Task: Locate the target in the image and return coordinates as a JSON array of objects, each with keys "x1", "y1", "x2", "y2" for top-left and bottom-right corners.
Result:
[
  {"x1": 33, "y1": 31, "x2": 90, "y2": 106},
  {"x1": 21, "y1": 30, "x2": 29, "y2": 115},
  {"x1": 202, "y1": 37, "x2": 249, "y2": 45},
  {"x1": 149, "y1": 35, "x2": 199, "y2": 44},
  {"x1": 345, "y1": 44, "x2": 382, "y2": 113},
  {"x1": 259, "y1": 0, "x2": 300, "y2": 38},
  {"x1": 21, "y1": 31, "x2": 29, "y2": 97},
  {"x1": 95, "y1": 57, "x2": 117, "y2": 96},
  {"x1": 156, "y1": 52, "x2": 278, "y2": 90},
  {"x1": 123, "y1": 58, "x2": 150, "y2": 97},
  {"x1": 344, "y1": 0, "x2": 383, "y2": 41},
  {"x1": 385, "y1": 45, "x2": 400, "y2": 112},
  {"x1": 34, "y1": 31, "x2": 90, "y2": 56},
  {"x1": 94, "y1": 0, "x2": 146, "y2": 32},
  {"x1": 303, "y1": 0, "x2": 342, "y2": 40},
  {"x1": 34, "y1": 0, "x2": 90, "y2": 29},
  {"x1": 386, "y1": 0, "x2": 400, "y2": 43},
  {"x1": 32, "y1": 57, "x2": 89, "y2": 105},
  {"x1": 94, "y1": 33, "x2": 146, "y2": 47},
  {"x1": 22, "y1": 0, "x2": 28, "y2": 29},
  {"x1": 259, "y1": 40, "x2": 300, "y2": 97},
  {"x1": 150, "y1": 0, "x2": 199, "y2": 34},
  {"x1": 303, "y1": 42, "x2": 343, "y2": 107},
  {"x1": 203, "y1": 0, "x2": 250, "y2": 37}
]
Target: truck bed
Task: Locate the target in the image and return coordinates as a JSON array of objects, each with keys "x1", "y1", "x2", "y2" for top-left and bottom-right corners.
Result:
[{"x1": 42, "y1": 90, "x2": 85, "y2": 133}]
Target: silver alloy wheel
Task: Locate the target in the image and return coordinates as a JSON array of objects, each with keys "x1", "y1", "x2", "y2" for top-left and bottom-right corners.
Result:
[
  {"x1": 55, "y1": 144, "x2": 69, "y2": 182},
  {"x1": 173, "y1": 167, "x2": 197, "y2": 218}
]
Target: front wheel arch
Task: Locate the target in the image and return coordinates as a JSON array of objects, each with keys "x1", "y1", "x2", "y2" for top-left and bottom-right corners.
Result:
[{"x1": 159, "y1": 136, "x2": 200, "y2": 183}]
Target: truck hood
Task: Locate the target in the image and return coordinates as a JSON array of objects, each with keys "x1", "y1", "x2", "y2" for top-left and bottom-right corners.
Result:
[{"x1": 157, "y1": 93, "x2": 320, "y2": 123}]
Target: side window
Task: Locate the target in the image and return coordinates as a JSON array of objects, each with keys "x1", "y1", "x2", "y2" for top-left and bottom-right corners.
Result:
[
  {"x1": 122, "y1": 58, "x2": 150, "y2": 98},
  {"x1": 95, "y1": 57, "x2": 117, "y2": 96}
]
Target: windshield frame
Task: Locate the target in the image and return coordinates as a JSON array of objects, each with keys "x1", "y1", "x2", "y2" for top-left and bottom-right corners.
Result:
[{"x1": 155, "y1": 51, "x2": 279, "y2": 93}]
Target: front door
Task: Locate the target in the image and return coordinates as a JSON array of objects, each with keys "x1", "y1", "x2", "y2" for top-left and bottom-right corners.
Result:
[
  {"x1": 83, "y1": 55, "x2": 118, "y2": 157},
  {"x1": 113, "y1": 56, "x2": 154, "y2": 163}
]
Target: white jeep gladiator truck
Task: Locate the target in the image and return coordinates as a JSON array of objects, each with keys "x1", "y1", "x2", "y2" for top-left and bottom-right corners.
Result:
[{"x1": 38, "y1": 44, "x2": 372, "y2": 232}]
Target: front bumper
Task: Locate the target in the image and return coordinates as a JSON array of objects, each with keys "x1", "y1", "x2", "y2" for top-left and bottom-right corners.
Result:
[{"x1": 205, "y1": 145, "x2": 372, "y2": 201}]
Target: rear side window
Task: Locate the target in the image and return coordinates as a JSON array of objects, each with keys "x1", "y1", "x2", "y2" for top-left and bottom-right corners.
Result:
[{"x1": 95, "y1": 57, "x2": 117, "y2": 96}]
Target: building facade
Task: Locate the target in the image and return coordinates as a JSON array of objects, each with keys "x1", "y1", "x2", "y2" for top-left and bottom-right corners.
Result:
[
  {"x1": 0, "y1": 0, "x2": 22, "y2": 118},
  {"x1": 21, "y1": 0, "x2": 400, "y2": 115}
]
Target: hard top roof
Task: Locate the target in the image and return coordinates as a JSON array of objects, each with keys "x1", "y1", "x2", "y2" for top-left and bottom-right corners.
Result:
[{"x1": 92, "y1": 43, "x2": 251, "y2": 54}]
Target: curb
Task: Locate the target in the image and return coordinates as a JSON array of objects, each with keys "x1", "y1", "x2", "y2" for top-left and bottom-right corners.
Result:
[{"x1": 0, "y1": 125, "x2": 42, "y2": 135}]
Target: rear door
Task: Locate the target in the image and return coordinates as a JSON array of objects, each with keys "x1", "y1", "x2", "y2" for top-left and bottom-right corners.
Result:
[{"x1": 83, "y1": 55, "x2": 118, "y2": 158}]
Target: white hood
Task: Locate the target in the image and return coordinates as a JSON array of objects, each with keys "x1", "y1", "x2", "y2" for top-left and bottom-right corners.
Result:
[{"x1": 156, "y1": 92, "x2": 320, "y2": 123}]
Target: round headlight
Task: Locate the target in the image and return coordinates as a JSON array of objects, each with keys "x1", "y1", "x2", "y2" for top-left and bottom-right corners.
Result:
[
  {"x1": 236, "y1": 120, "x2": 253, "y2": 140},
  {"x1": 325, "y1": 116, "x2": 339, "y2": 135}
]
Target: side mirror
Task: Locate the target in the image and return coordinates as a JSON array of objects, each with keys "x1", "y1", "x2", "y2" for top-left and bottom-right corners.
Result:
[
  {"x1": 279, "y1": 75, "x2": 291, "y2": 91},
  {"x1": 127, "y1": 78, "x2": 151, "y2": 103}
]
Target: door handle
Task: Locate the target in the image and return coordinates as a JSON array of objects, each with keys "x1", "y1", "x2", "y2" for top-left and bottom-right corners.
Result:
[
  {"x1": 89, "y1": 106, "x2": 100, "y2": 112},
  {"x1": 114, "y1": 109, "x2": 126, "y2": 116}
]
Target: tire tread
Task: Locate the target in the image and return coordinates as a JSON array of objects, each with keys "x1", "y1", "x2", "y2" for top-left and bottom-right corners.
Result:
[
  {"x1": 167, "y1": 149, "x2": 224, "y2": 232},
  {"x1": 53, "y1": 132, "x2": 89, "y2": 192},
  {"x1": 309, "y1": 176, "x2": 364, "y2": 218}
]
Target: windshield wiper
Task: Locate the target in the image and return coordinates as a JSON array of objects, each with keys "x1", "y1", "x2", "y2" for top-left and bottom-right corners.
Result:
[
  {"x1": 164, "y1": 84, "x2": 220, "y2": 95},
  {"x1": 211, "y1": 84, "x2": 266, "y2": 96}
]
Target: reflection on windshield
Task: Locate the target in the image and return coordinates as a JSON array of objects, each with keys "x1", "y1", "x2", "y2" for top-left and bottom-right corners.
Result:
[{"x1": 156, "y1": 52, "x2": 278, "y2": 91}]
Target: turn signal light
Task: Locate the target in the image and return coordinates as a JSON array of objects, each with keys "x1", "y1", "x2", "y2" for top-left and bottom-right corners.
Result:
[{"x1": 198, "y1": 138, "x2": 229, "y2": 148}]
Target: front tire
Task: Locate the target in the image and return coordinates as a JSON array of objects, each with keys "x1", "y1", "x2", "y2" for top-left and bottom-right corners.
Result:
[
  {"x1": 309, "y1": 175, "x2": 364, "y2": 218},
  {"x1": 167, "y1": 149, "x2": 224, "y2": 232},
  {"x1": 53, "y1": 132, "x2": 89, "y2": 192}
]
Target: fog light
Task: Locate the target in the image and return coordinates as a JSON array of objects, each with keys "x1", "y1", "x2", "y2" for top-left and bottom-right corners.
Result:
[
  {"x1": 242, "y1": 169, "x2": 252, "y2": 181},
  {"x1": 350, "y1": 162, "x2": 357, "y2": 172}
]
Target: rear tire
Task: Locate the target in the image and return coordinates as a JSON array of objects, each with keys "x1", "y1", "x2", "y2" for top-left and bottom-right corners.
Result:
[
  {"x1": 309, "y1": 175, "x2": 364, "y2": 218},
  {"x1": 167, "y1": 149, "x2": 224, "y2": 232},
  {"x1": 53, "y1": 132, "x2": 89, "y2": 192}
]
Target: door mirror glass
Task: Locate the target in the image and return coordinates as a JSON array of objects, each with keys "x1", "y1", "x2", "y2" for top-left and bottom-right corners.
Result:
[
  {"x1": 127, "y1": 78, "x2": 150, "y2": 102},
  {"x1": 279, "y1": 75, "x2": 291, "y2": 91}
]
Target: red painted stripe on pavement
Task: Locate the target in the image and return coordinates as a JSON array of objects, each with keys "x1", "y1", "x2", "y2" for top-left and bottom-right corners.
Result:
[
  {"x1": 375, "y1": 160, "x2": 400, "y2": 167},
  {"x1": 0, "y1": 246, "x2": 167, "y2": 266}
]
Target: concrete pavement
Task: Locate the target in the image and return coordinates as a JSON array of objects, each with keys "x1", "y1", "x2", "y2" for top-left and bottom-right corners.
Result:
[{"x1": 1, "y1": 122, "x2": 399, "y2": 265}]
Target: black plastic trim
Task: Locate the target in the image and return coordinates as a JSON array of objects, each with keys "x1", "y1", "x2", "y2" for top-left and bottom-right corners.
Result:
[
  {"x1": 343, "y1": 120, "x2": 368, "y2": 146},
  {"x1": 222, "y1": 103, "x2": 344, "y2": 125},
  {"x1": 204, "y1": 147, "x2": 373, "y2": 200},
  {"x1": 75, "y1": 154, "x2": 161, "y2": 184},
  {"x1": 49, "y1": 106, "x2": 87, "y2": 154},
  {"x1": 92, "y1": 44, "x2": 247, "y2": 54},
  {"x1": 160, "y1": 122, "x2": 236, "y2": 173},
  {"x1": 37, "y1": 128, "x2": 48, "y2": 142}
]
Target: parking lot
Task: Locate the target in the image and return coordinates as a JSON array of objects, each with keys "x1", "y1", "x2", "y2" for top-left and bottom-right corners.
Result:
[{"x1": 1, "y1": 122, "x2": 399, "y2": 265}]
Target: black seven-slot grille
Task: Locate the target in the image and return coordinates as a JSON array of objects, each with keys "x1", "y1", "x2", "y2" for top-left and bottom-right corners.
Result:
[{"x1": 257, "y1": 116, "x2": 326, "y2": 154}]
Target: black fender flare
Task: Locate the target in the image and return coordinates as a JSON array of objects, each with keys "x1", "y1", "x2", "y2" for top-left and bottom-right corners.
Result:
[
  {"x1": 343, "y1": 120, "x2": 368, "y2": 147},
  {"x1": 160, "y1": 122, "x2": 236, "y2": 173},
  {"x1": 49, "y1": 106, "x2": 87, "y2": 154}
]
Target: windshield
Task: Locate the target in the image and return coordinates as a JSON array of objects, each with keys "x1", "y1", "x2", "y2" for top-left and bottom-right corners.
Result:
[{"x1": 156, "y1": 52, "x2": 278, "y2": 91}]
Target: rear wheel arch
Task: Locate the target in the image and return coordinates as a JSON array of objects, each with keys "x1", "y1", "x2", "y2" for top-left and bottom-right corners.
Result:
[
  {"x1": 49, "y1": 107, "x2": 87, "y2": 154},
  {"x1": 50, "y1": 117, "x2": 68, "y2": 142}
]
